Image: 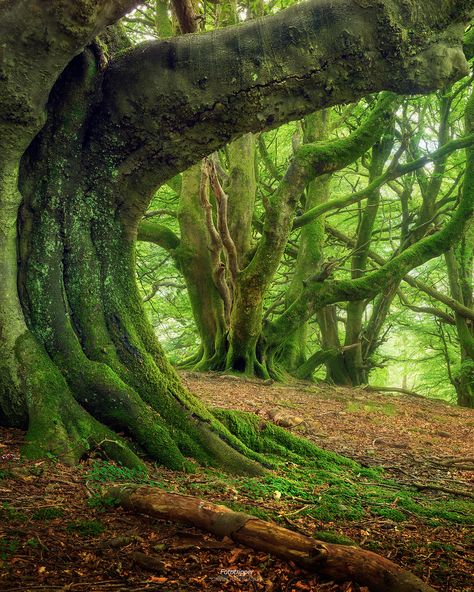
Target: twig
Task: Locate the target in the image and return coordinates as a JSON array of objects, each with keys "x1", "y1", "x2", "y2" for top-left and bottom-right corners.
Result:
[{"x1": 412, "y1": 483, "x2": 474, "y2": 499}]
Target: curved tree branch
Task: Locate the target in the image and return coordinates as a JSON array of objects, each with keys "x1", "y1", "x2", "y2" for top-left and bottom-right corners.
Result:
[
  {"x1": 266, "y1": 92, "x2": 474, "y2": 348},
  {"x1": 87, "y1": 0, "x2": 472, "y2": 214},
  {"x1": 397, "y1": 290, "x2": 457, "y2": 325},
  {"x1": 137, "y1": 221, "x2": 181, "y2": 252},
  {"x1": 326, "y1": 224, "x2": 474, "y2": 322},
  {"x1": 241, "y1": 92, "x2": 398, "y2": 293},
  {"x1": 293, "y1": 132, "x2": 474, "y2": 229}
]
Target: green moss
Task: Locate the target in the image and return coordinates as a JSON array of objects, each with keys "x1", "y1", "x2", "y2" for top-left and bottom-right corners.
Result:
[
  {"x1": 225, "y1": 501, "x2": 270, "y2": 521},
  {"x1": 364, "y1": 540, "x2": 382, "y2": 552},
  {"x1": 373, "y1": 507, "x2": 407, "y2": 522},
  {"x1": 313, "y1": 530, "x2": 357, "y2": 546},
  {"x1": 87, "y1": 494, "x2": 121, "y2": 510},
  {"x1": 397, "y1": 495, "x2": 474, "y2": 524},
  {"x1": 428, "y1": 541, "x2": 454, "y2": 552},
  {"x1": 0, "y1": 537, "x2": 20, "y2": 562},
  {"x1": 213, "y1": 408, "x2": 357, "y2": 469},
  {"x1": 85, "y1": 460, "x2": 150, "y2": 484},
  {"x1": 1, "y1": 502, "x2": 27, "y2": 523},
  {"x1": 32, "y1": 507, "x2": 64, "y2": 520},
  {"x1": 66, "y1": 519, "x2": 105, "y2": 537}
]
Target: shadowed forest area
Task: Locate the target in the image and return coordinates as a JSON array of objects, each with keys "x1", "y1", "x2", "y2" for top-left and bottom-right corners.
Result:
[{"x1": 0, "y1": 0, "x2": 473, "y2": 591}]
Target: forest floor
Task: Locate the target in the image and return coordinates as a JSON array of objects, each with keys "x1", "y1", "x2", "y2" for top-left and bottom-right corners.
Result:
[{"x1": 0, "y1": 372, "x2": 473, "y2": 592}]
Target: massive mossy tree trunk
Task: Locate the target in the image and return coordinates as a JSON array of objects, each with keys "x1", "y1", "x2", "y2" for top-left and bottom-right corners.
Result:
[{"x1": 0, "y1": 0, "x2": 472, "y2": 467}]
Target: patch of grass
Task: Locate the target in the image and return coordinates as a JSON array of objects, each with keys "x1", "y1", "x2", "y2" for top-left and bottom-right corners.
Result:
[
  {"x1": 169, "y1": 412, "x2": 472, "y2": 530},
  {"x1": 226, "y1": 501, "x2": 271, "y2": 521},
  {"x1": 66, "y1": 520, "x2": 105, "y2": 537},
  {"x1": 85, "y1": 460, "x2": 166, "y2": 491},
  {"x1": 397, "y1": 495, "x2": 474, "y2": 525},
  {"x1": 26, "y1": 538, "x2": 40, "y2": 549},
  {"x1": 87, "y1": 494, "x2": 121, "y2": 510},
  {"x1": 275, "y1": 400, "x2": 299, "y2": 410},
  {"x1": 363, "y1": 540, "x2": 382, "y2": 551},
  {"x1": 346, "y1": 401, "x2": 397, "y2": 416},
  {"x1": 373, "y1": 507, "x2": 407, "y2": 522},
  {"x1": 208, "y1": 457, "x2": 474, "y2": 527},
  {"x1": 0, "y1": 502, "x2": 27, "y2": 523},
  {"x1": 241, "y1": 474, "x2": 312, "y2": 501},
  {"x1": 32, "y1": 507, "x2": 64, "y2": 520},
  {"x1": 356, "y1": 467, "x2": 384, "y2": 480},
  {"x1": 305, "y1": 490, "x2": 365, "y2": 521},
  {"x1": 428, "y1": 541, "x2": 454, "y2": 552}
]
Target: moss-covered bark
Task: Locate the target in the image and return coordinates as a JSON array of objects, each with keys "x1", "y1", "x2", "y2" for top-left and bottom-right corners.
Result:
[
  {"x1": 176, "y1": 164, "x2": 228, "y2": 370},
  {"x1": 445, "y1": 234, "x2": 474, "y2": 408},
  {"x1": 343, "y1": 131, "x2": 394, "y2": 385},
  {"x1": 0, "y1": 0, "x2": 140, "y2": 463},
  {"x1": 259, "y1": 95, "x2": 397, "y2": 376},
  {"x1": 14, "y1": 50, "x2": 267, "y2": 474},
  {"x1": 278, "y1": 112, "x2": 330, "y2": 375}
]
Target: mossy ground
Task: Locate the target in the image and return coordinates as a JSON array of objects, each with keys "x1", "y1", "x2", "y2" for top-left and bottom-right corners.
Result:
[{"x1": 170, "y1": 456, "x2": 472, "y2": 526}]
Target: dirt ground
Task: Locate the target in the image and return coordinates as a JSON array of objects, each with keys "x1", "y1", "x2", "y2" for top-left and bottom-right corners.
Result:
[{"x1": 0, "y1": 372, "x2": 473, "y2": 592}]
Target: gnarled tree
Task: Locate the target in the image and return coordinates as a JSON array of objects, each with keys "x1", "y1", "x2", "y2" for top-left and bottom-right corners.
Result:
[{"x1": 1, "y1": 0, "x2": 473, "y2": 470}]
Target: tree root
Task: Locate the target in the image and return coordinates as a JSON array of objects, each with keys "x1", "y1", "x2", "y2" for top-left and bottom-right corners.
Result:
[{"x1": 107, "y1": 485, "x2": 437, "y2": 592}]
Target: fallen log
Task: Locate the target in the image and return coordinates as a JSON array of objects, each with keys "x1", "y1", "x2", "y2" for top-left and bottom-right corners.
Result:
[{"x1": 108, "y1": 485, "x2": 436, "y2": 592}]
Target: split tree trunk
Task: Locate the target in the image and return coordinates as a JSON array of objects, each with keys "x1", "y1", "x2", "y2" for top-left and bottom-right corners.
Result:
[
  {"x1": 15, "y1": 49, "x2": 265, "y2": 475},
  {"x1": 109, "y1": 485, "x2": 437, "y2": 592}
]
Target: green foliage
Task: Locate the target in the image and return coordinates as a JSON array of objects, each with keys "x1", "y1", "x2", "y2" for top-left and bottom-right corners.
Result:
[
  {"x1": 0, "y1": 502, "x2": 27, "y2": 523},
  {"x1": 428, "y1": 541, "x2": 454, "y2": 552},
  {"x1": 66, "y1": 520, "x2": 105, "y2": 537},
  {"x1": 87, "y1": 494, "x2": 121, "y2": 510},
  {"x1": 225, "y1": 501, "x2": 270, "y2": 521},
  {"x1": 134, "y1": 53, "x2": 473, "y2": 406},
  {"x1": 373, "y1": 507, "x2": 407, "y2": 522},
  {"x1": 0, "y1": 537, "x2": 19, "y2": 562}
]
